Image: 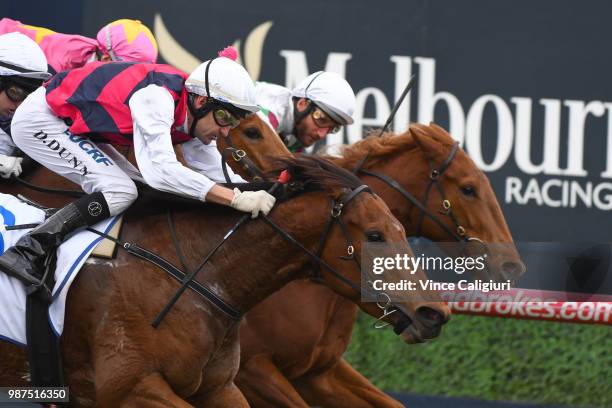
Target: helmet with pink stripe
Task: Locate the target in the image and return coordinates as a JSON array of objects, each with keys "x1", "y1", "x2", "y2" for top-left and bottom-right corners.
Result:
[{"x1": 96, "y1": 19, "x2": 158, "y2": 63}]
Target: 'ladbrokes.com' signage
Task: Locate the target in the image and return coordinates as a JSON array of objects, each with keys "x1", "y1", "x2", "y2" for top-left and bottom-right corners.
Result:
[{"x1": 80, "y1": 0, "x2": 612, "y2": 241}]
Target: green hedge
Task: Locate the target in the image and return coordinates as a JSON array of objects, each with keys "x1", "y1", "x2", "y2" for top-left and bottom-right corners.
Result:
[{"x1": 344, "y1": 313, "x2": 611, "y2": 407}]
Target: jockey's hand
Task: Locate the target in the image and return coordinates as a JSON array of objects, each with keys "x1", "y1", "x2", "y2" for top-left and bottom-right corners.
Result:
[
  {"x1": 230, "y1": 188, "x2": 276, "y2": 218},
  {"x1": 0, "y1": 154, "x2": 23, "y2": 179}
]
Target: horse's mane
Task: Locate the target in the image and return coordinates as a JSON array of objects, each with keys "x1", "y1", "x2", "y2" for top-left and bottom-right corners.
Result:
[
  {"x1": 273, "y1": 155, "x2": 364, "y2": 195},
  {"x1": 330, "y1": 130, "x2": 418, "y2": 169},
  {"x1": 329, "y1": 123, "x2": 452, "y2": 169}
]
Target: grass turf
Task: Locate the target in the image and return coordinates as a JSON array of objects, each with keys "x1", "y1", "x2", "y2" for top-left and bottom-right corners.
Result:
[{"x1": 344, "y1": 313, "x2": 611, "y2": 407}]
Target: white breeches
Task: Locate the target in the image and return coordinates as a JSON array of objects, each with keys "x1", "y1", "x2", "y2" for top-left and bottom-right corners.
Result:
[{"x1": 10, "y1": 88, "x2": 138, "y2": 216}]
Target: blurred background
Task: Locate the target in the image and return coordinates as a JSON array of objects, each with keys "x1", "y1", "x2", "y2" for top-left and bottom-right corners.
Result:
[{"x1": 2, "y1": 0, "x2": 611, "y2": 406}]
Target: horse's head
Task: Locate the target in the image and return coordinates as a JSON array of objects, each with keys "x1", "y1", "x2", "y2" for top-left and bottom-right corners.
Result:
[
  {"x1": 218, "y1": 112, "x2": 292, "y2": 178},
  {"x1": 407, "y1": 123, "x2": 525, "y2": 283},
  {"x1": 344, "y1": 123, "x2": 524, "y2": 283},
  {"x1": 275, "y1": 156, "x2": 450, "y2": 344}
]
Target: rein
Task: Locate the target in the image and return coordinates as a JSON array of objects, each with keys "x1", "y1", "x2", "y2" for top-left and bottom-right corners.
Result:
[
  {"x1": 12, "y1": 175, "x2": 85, "y2": 197},
  {"x1": 94, "y1": 228, "x2": 244, "y2": 320},
  {"x1": 263, "y1": 185, "x2": 371, "y2": 295},
  {"x1": 352, "y1": 141, "x2": 491, "y2": 260},
  {"x1": 151, "y1": 183, "x2": 389, "y2": 326}
]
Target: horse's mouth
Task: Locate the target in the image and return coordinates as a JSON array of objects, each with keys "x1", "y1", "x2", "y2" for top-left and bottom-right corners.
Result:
[
  {"x1": 398, "y1": 322, "x2": 443, "y2": 344},
  {"x1": 399, "y1": 324, "x2": 424, "y2": 344},
  {"x1": 393, "y1": 306, "x2": 447, "y2": 344}
]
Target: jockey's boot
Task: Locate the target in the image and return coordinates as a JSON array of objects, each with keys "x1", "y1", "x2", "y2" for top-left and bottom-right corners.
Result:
[{"x1": 0, "y1": 192, "x2": 110, "y2": 293}]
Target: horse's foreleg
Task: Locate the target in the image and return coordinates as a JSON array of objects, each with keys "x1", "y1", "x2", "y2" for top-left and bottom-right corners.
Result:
[
  {"x1": 187, "y1": 382, "x2": 248, "y2": 408},
  {"x1": 235, "y1": 354, "x2": 310, "y2": 408},
  {"x1": 103, "y1": 372, "x2": 192, "y2": 408},
  {"x1": 294, "y1": 358, "x2": 404, "y2": 408}
]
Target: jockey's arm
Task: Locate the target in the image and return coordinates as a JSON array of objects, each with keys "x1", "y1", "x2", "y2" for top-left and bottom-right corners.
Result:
[
  {"x1": 180, "y1": 139, "x2": 246, "y2": 184},
  {"x1": 130, "y1": 84, "x2": 276, "y2": 217},
  {"x1": 129, "y1": 84, "x2": 234, "y2": 202}
]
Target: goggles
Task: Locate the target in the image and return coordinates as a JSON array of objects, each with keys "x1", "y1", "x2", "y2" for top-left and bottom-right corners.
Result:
[
  {"x1": 311, "y1": 107, "x2": 342, "y2": 134},
  {"x1": 2, "y1": 81, "x2": 30, "y2": 103},
  {"x1": 212, "y1": 107, "x2": 241, "y2": 129}
]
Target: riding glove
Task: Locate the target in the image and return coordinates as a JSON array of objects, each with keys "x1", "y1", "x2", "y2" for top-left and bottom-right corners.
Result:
[
  {"x1": 230, "y1": 188, "x2": 276, "y2": 218},
  {"x1": 0, "y1": 154, "x2": 23, "y2": 179}
]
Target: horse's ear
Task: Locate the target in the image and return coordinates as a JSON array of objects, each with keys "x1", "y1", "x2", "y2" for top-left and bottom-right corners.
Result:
[
  {"x1": 428, "y1": 122, "x2": 456, "y2": 145},
  {"x1": 410, "y1": 123, "x2": 441, "y2": 162}
]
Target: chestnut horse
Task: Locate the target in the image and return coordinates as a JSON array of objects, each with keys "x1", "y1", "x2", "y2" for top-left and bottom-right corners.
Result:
[
  {"x1": 223, "y1": 123, "x2": 525, "y2": 407},
  {"x1": 0, "y1": 114, "x2": 287, "y2": 399},
  {"x1": 0, "y1": 155, "x2": 450, "y2": 406}
]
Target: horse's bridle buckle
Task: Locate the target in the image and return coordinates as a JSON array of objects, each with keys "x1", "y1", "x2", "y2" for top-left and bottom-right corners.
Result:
[
  {"x1": 331, "y1": 202, "x2": 343, "y2": 218},
  {"x1": 232, "y1": 149, "x2": 247, "y2": 162}
]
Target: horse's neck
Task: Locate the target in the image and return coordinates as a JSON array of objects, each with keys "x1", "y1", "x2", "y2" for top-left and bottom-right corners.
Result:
[
  {"x1": 172, "y1": 200, "x2": 324, "y2": 314},
  {"x1": 361, "y1": 149, "x2": 431, "y2": 235}
]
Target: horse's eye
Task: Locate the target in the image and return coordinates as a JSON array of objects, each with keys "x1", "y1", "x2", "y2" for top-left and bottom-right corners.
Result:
[
  {"x1": 244, "y1": 127, "x2": 262, "y2": 140},
  {"x1": 366, "y1": 231, "x2": 385, "y2": 242},
  {"x1": 461, "y1": 185, "x2": 477, "y2": 197}
]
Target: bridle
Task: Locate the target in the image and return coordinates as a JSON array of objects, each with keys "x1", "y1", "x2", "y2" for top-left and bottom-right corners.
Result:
[
  {"x1": 260, "y1": 183, "x2": 414, "y2": 335},
  {"x1": 220, "y1": 131, "x2": 265, "y2": 185},
  {"x1": 265, "y1": 184, "x2": 371, "y2": 294},
  {"x1": 347, "y1": 140, "x2": 492, "y2": 329},
  {"x1": 352, "y1": 140, "x2": 491, "y2": 265}
]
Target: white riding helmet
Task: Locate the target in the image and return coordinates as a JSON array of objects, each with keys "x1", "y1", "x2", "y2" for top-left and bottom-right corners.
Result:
[
  {"x1": 185, "y1": 57, "x2": 259, "y2": 113},
  {"x1": 291, "y1": 71, "x2": 356, "y2": 125},
  {"x1": 0, "y1": 32, "x2": 51, "y2": 81}
]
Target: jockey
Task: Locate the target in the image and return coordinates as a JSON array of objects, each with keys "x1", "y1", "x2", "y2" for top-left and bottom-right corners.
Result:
[
  {"x1": 0, "y1": 32, "x2": 51, "y2": 178},
  {"x1": 0, "y1": 57, "x2": 276, "y2": 290},
  {"x1": 0, "y1": 18, "x2": 158, "y2": 74},
  {"x1": 255, "y1": 71, "x2": 356, "y2": 153}
]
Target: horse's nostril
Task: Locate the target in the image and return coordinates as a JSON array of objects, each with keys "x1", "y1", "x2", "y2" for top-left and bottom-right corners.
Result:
[
  {"x1": 501, "y1": 261, "x2": 525, "y2": 281},
  {"x1": 416, "y1": 306, "x2": 446, "y2": 328}
]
